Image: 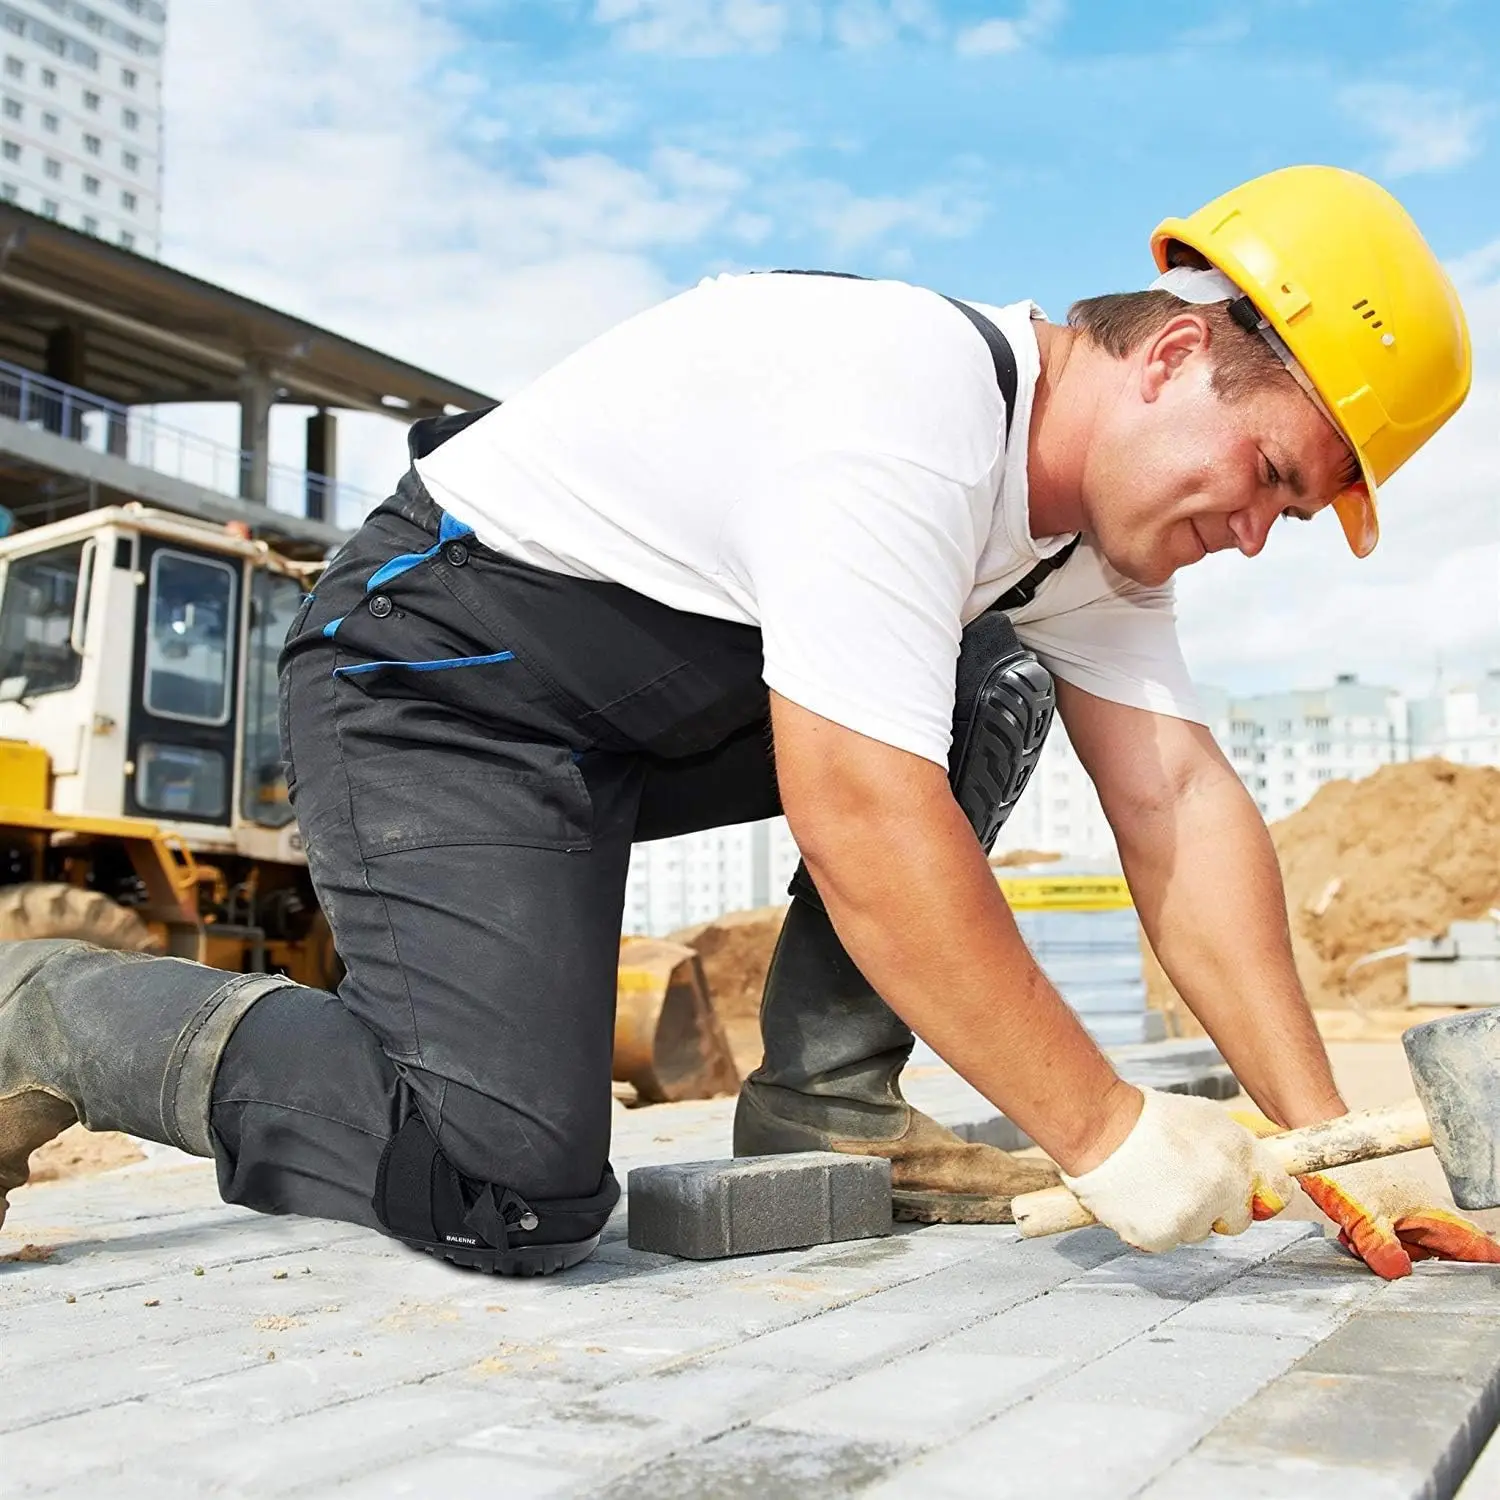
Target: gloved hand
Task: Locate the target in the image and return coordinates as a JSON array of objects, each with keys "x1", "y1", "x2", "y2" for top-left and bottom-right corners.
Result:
[
  {"x1": 1299, "y1": 1159, "x2": 1500, "y2": 1280},
  {"x1": 1059, "y1": 1087, "x2": 1295, "y2": 1254},
  {"x1": 1230, "y1": 1108, "x2": 1500, "y2": 1280}
]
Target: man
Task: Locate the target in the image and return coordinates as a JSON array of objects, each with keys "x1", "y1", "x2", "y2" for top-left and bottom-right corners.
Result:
[{"x1": 1, "y1": 165, "x2": 1492, "y2": 1281}]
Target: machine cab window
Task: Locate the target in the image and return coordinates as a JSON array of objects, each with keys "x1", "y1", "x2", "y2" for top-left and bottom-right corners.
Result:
[
  {"x1": 142, "y1": 548, "x2": 235, "y2": 724},
  {"x1": 0, "y1": 540, "x2": 89, "y2": 699}
]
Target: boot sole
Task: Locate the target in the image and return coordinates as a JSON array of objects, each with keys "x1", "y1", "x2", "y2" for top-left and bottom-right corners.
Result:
[
  {"x1": 405, "y1": 1233, "x2": 601, "y2": 1276},
  {"x1": 893, "y1": 1190, "x2": 1021, "y2": 1225}
]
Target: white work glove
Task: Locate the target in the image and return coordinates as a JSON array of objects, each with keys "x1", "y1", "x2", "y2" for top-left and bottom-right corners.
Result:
[{"x1": 1059, "y1": 1087, "x2": 1295, "y2": 1254}]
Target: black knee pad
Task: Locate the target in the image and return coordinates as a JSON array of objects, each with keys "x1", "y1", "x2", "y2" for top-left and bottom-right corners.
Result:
[
  {"x1": 949, "y1": 613, "x2": 1055, "y2": 853},
  {"x1": 372, "y1": 1112, "x2": 620, "y2": 1276},
  {"x1": 787, "y1": 613, "x2": 1055, "y2": 910}
]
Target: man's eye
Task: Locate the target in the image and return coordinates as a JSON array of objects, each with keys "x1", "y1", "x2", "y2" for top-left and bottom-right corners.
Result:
[{"x1": 1264, "y1": 457, "x2": 1281, "y2": 487}]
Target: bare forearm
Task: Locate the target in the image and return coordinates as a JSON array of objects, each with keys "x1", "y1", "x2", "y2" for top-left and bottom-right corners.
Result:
[
  {"x1": 799, "y1": 786, "x2": 1138, "y2": 1173},
  {"x1": 1116, "y1": 773, "x2": 1345, "y2": 1129}
]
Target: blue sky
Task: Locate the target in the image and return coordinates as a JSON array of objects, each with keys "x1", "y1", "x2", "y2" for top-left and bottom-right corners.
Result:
[
  {"x1": 163, "y1": 0, "x2": 1499, "y2": 696},
  {"x1": 438, "y1": 0, "x2": 1498, "y2": 311}
]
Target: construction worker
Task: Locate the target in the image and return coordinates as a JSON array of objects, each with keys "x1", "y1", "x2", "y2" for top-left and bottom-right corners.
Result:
[{"x1": 1, "y1": 165, "x2": 1494, "y2": 1282}]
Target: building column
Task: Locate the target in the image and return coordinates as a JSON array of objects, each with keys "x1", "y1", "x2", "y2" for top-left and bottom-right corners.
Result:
[
  {"x1": 304, "y1": 407, "x2": 337, "y2": 522},
  {"x1": 44, "y1": 324, "x2": 87, "y2": 440},
  {"x1": 238, "y1": 365, "x2": 274, "y2": 505}
]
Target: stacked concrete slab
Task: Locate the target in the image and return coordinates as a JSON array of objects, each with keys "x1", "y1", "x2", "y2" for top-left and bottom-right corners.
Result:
[{"x1": 1013, "y1": 905, "x2": 1166, "y2": 1046}]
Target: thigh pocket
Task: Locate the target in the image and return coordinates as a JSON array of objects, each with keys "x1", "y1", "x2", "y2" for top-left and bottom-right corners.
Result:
[{"x1": 350, "y1": 756, "x2": 593, "y2": 859}]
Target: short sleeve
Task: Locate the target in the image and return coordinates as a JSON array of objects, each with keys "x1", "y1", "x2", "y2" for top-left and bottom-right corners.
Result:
[
  {"x1": 723, "y1": 450, "x2": 987, "y2": 765},
  {"x1": 1008, "y1": 542, "x2": 1205, "y2": 724}
]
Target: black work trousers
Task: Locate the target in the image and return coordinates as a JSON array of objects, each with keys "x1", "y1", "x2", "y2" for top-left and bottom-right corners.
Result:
[
  {"x1": 211, "y1": 471, "x2": 782, "y2": 1227},
  {"x1": 210, "y1": 464, "x2": 1041, "y2": 1237}
]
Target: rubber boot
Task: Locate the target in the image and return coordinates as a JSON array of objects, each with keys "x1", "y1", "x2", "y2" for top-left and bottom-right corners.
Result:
[
  {"x1": 0, "y1": 940, "x2": 285, "y2": 1231},
  {"x1": 734, "y1": 616, "x2": 1062, "y2": 1223},
  {"x1": 734, "y1": 897, "x2": 1060, "y2": 1223}
]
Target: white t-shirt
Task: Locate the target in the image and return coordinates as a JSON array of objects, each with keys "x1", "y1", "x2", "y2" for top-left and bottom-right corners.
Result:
[{"x1": 417, "y1": 272, "x2": 1203, "y2": 767}]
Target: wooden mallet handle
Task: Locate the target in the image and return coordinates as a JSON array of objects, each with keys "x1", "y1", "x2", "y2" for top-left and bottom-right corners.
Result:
[{"x1": 1012, "y1": 1097, "x2": 1433, "y2": 1240}]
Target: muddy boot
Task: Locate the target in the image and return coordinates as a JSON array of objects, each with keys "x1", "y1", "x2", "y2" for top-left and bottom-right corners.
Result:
[
  {"x1": 734, "y1": 612, "x2": 1065, "y2": 1223},
  {"x1": 734, "y1": 897, "x2": 1060, "y2": 1223},
  {"x1": 0, "y1": 940, "x2": 287, "y2": 1230}
]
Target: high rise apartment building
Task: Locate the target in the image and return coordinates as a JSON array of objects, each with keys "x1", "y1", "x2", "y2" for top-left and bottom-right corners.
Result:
[{"x1": 0, "y1": 0, "x2": 164, "y2": 255}]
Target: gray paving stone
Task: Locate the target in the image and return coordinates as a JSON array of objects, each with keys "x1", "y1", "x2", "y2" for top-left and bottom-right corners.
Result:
[
  {"x1": 0, "y1": 1397, "x2": 240, "y2": 1497},
  {"x1": 1456, "y1": 1422, "x2": 1500, "y2": 1498},
  {"x1": 758, "y1": 1348, "x2": 1062, "y2": 1443},
  {"x1": 1165, "y1": 1267, "x2": 1380, "y2": 1343},
  {"x1": 581, "y1": 1359, "x2": 827, "y2": 1432},
  {"x1": 862, "y1": 1398, "x2": 1203, "y2": 1499},
  {"x1": 1142, "y1": 1305, "x2": 1500, "y2": 1500},
  {"x1": 1051, "y1": 1324, "x2": 1317, "y2": 1418},
  {"x1": 714, "y1": 1302, "x2": 939, "y2": 1373},
  {"x1": 940, "y1": 1281, "x2": 1189, "y2": 1363},
  {"x1": 627, "y1": 1151, "x2": 892, "y2": 1260},
  {"x1": 10, "y1": 1061, "x2": 1500, "y2": 1499},
  {"x1": 125, "y1": 1387, "x2": 519, "y2": 1498},
  {"x1": 602, "y1": 1424, "x2": 910, "y2": 1500},
  {"x1": 328, "y1": 1448, "x2": 590, "y2": 1499}
]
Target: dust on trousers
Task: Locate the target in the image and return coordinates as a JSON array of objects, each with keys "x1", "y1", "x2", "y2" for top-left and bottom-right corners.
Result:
[{"x1": 205, "y1": 439, "x2": 1058, "y2": 1274}]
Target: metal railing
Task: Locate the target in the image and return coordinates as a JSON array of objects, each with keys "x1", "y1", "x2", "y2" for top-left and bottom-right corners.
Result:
[{"x1": 0, "y1": 358, "x2": 375, "y2": 524}]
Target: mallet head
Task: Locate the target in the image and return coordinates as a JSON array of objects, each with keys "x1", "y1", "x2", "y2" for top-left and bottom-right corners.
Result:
[{"x1": 1403, "y1": 1008, "x2": 1500, "y2": 1211}]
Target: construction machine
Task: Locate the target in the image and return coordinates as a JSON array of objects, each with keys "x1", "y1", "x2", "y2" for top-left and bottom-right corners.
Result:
[{"x1": 0, "y1": 504, "x2": 738, "y2": 1102}]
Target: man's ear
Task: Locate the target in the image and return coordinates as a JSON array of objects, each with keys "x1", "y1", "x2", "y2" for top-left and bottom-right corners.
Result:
[{"x1": 1140, "y1": 314, "x2": 1210, "y2": 404}]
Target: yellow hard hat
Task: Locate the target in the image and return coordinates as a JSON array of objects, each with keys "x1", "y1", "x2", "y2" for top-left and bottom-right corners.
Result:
[{"x1": 1151, "y1": 165, "x2": 1471, "y2": 557}]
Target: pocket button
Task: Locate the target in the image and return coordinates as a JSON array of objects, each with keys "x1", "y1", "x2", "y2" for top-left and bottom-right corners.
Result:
[
  {"x1": 443, "y1": 541, "x2": 470, "y2": 567},
  {"x1": 368, "y1": 594, "x2": 393, "y2": 618}
]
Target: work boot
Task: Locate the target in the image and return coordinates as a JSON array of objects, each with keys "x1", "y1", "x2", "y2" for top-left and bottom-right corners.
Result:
[
  {"x1": 734, "y1": 897, "x2": 1060, "y2": 1223},
  {"x1": 0, "y1": 940, "x2": 285, "y2": 1230}
]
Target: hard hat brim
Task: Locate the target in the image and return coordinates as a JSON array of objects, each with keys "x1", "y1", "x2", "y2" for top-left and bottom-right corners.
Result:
[{"x1": 1333, "y1": 467, "x2": 1379, "y2": 559}]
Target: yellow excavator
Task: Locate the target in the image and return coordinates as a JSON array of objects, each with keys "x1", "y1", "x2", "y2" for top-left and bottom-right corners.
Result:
[{"x1": 0, "y1": 504, "x2": 738, "y2": 1103}]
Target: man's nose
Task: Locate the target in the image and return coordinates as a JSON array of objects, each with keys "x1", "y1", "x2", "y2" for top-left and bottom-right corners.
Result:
[{"x1": 1227, "y1": 503, "x2": 1276, "y2": 558}]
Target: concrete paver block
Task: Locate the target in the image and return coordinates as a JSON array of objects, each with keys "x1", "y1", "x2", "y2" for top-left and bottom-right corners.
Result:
[
  {"x1": 759, "y1": 1347, "x2": 1062, "y2": 1444},
  {"x1": 1142, "y1": 1304, "x2": 1500, "y2": 1500},
  {"x1": 626, "y1": 1151, "x2": 892, "y2": 1260},
  {"x1": 607, "y1": 1424, "x2": 909, "y2": 1500},
  {"x1": 863, "y1": 1397, "x2": 1202, "y2": 1500}
]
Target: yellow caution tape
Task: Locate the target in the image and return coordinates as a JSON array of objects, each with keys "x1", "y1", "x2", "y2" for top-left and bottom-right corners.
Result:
[{"x1": 996, "y1": 874, "x2": 1134, "y2": 912}]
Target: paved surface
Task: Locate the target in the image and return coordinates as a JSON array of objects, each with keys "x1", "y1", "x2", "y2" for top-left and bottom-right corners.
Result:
[{"x1": 4, "y1": 1047, "x2": 1500, "y2": 1499}]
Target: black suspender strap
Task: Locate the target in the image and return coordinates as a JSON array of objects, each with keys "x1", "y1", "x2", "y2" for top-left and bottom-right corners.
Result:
[
  {"x1": 991, "y1": 534, "x2": 1082, "y2": 613},
  {"x1": 937, "y1": 295, "x2": 1017, "y2": 437}
]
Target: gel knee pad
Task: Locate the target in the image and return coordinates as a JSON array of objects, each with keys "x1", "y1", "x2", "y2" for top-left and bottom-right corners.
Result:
[
  {"x1": 372, "y1": 1112, "x2": 620, "y2": 1276},
  {"x1": 950, "y1": 627, "x2": 1055, "y2": 852}
]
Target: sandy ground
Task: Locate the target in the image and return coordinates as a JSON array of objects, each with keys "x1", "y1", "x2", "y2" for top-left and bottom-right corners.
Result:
[{"x1": 27, "y1": 1125, "x2": 143, "y2": 1185}]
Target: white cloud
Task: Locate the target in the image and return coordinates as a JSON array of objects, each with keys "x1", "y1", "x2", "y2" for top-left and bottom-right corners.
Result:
[
  {"x1": 1174, "y1": 242, "x2": 1500, "y2": 699},
  {"x1": 593, "y1": 0, "x2": 797, "y2": 55},
  {"x1": 160, "y1": 0, "x2": 767, "y2": 513},
  {"x1": 791, "y1": 179, "x2": 987, "y2": 255},
  {"x1": 830, "y1": 0, "x2": 943, "y2": 50},
  {"x1": 1340, "y1": 84, "x2": 1490, "y2": 178},
  {"x1": 955, "y1": 0, "x2": 1063, "y2": 57}
]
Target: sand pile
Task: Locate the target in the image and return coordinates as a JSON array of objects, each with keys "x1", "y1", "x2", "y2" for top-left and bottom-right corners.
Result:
[
  {"x1": 29, "y1": 1126, "x2": 143, "y2": 1184},
  {"x1": 1273, "y1": 759, "x2": 1500, "y2": 1009},
  {"x1": 669, "y1": 905, "x2": 786, "y2": 1024},
  {"x1": 1148, "y1": 759, "x2": 1500, "y2": 1018},
  {"x1": 669, "y1": 906, "x2": 785, "y2": 1076}
]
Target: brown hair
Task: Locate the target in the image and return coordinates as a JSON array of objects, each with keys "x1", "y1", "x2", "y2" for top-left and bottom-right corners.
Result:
[
  {"x1": 1066, "y1": 290, "x2": 1287, "y2": 402},
  {"x1": 1068, "y1": 284, "x2": 1362, "y2": 488}
]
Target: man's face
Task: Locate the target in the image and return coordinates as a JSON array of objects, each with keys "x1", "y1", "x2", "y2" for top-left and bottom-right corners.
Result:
[{"x1": 1079, "y1": 316, "x2": 1356, "y2": 587}]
